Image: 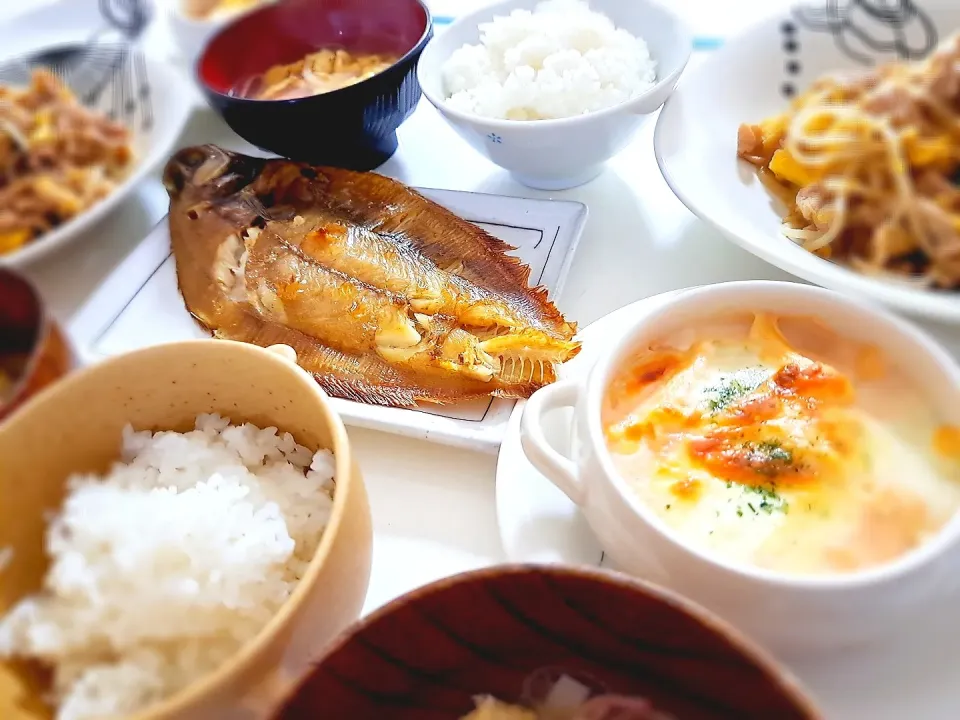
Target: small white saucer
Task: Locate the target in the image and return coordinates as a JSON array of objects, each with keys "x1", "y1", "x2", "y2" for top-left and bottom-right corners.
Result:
[{"x1": 495, "y1": 293, "x2": 960, "y2": 720}]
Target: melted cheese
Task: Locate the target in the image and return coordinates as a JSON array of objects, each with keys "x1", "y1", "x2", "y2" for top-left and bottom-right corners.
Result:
[{"x1": 603, "y1": 313, "x2": 960, "y2": 577}]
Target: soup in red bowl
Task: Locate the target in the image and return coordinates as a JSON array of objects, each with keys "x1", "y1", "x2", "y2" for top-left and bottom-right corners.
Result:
[
  {"x1": 197, "y1": 0, "x2": 432, "y2": 170},
  {"x1": 269, "y1": 565, "x2": 822, "y2": 720}
]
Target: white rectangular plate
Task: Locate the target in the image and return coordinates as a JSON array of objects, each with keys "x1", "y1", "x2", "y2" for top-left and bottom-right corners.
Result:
[{"x1": 70, "y1": 187, "x2": 587, "y2": 453}]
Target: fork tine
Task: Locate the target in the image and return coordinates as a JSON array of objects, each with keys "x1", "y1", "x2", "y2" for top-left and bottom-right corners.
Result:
[
  {"x1": 108, "y1": 54, "x2": 123, "y2": 121},
  {"x1": 76, "y1": 43, "x2": 128, "y2": 106},
  {"x1": 0, "y1": 60, "x2": 32, "y2": 87},
  {"x1": 119, "y1": 54, "x2": 129, "y2": 123},
  {"x1": 120, "y1": 51, "x2": 140, "y2": 127},
  {"x1": 134, "y1": 50, "x2": 152, "y2": 131}
]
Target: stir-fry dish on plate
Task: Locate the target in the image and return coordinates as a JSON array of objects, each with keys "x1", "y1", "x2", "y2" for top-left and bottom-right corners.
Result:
[
  {"x1": 737, "y1": 33, "x2": 960, "y2": 288},
  {"x1": 164, "y1": 145, "x2": 580, "y2": 407},
  {"x1": 0, "y1": 69, "x2": 133, "y2": 256}
]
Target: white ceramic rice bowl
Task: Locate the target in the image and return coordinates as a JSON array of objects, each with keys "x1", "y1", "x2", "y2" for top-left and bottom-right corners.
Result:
[
  {"x1": 418, "y1": 0, "x2": 692, "y2": 190},
  {"x1": 654, "y1": 0, "x2": 960, "y2": 323}
]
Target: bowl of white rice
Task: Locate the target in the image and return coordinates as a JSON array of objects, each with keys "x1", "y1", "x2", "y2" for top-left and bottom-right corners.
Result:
[
  {"x1": 0, "y1": 340, "x2": 373, "y2": 720},
  {"x1": 417, "y1": 0, "x2": 691, "y2": 190}
]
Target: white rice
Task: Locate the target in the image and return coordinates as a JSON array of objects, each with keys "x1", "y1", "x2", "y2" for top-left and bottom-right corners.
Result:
[
  {"x1": 441, "y1": 0, "x2": 657, "y2": 121},
  {"x1": 0, "y1": 414, "x2": 335, "y2": 720}
]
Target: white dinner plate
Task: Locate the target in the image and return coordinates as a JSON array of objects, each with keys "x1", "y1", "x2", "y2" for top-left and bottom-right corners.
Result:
[
  {"x1": 654, "y1": 0, "x2": 960, "y2": 323},
  {"x1": 495, "y1": 292, "x2": 960, "y2": 719},
  {"x1": 0, "y1": 0, "x2": 194, "y2": 267},
  {"x1": 69, "y1": 188, "x2": 587, "y2": 453}
]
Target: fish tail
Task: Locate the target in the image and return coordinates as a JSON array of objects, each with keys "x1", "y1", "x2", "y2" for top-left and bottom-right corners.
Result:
[{"x1": 481, "y1": 330, "x2": 581, "y2": 385}]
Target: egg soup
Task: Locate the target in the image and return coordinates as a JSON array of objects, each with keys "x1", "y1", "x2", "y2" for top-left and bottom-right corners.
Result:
[{"x1": 603, "y1": 312, "x2": 960, "y2": 576}]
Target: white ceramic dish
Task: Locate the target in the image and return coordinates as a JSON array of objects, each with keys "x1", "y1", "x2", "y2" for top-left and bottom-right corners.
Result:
[
  {"x1": 654, "y1": 0, "x2": 960, "y2": 323},
  {"x1": 518, "y1": 280, "x2": 960, "y2": 656},
  {"x1": 495, "y1": 295, "x2": 960, "y2": 720},
  {"x1": 0, "y1": 1, "x2": 194, "y2": 268},
  {"x1": 164, "y1": 0, "x2": 274, "y2": 67},
  {"x1": 68, "y1": 187, "x2": 587, "y2": 453},
  {"x1": 417, "y1": 0, "x2": 692, "y2": 190}
]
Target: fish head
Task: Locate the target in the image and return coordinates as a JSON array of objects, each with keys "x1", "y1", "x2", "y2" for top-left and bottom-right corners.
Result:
[{"x1": 163, "y1": 145, "x2": 266, "y2": 202}]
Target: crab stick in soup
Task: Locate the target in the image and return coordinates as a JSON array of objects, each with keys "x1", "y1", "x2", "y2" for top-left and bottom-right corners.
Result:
[{"x1": 602, "y1": 312, "x2": 960, "y2": 576}]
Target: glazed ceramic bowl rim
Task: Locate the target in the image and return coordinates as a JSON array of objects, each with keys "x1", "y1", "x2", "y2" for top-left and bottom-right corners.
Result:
[
  {"x1": 195, "y1": 0, "x2": 433, "y2": 107},
  {"x1": 2, "y1": 339, "x2": 357, "y2": 720},
  {"x1": 271, "y1": 563, "x2": 820, "y2": 718},
  {"x1": 581, "y1": 280, "x2": 960, "y2": 591},
  {"x1": 416, "y1": 0, "x2": 692, "y2": 131}
]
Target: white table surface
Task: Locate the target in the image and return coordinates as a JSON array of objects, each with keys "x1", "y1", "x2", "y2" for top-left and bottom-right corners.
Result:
[{"x1": 0, "y1": 0, "x2": 833, "y2": 613}]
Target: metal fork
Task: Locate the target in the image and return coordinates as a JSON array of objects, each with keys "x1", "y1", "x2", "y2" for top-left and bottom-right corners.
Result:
[{"x1": 0, "y1": 0, "x2": 154, "y2": 129}]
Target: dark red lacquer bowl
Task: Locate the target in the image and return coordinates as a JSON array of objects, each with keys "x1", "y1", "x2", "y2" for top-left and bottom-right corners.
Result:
[
  {"x1": 197, "y1": 0, "x2": 432, "y2": 170},
  {"x1": 0, "y1": 269, "x2": 72, "y2": 423},
  {"x1": 270, "y1": 565, "x2": 823, "y2": 720}
]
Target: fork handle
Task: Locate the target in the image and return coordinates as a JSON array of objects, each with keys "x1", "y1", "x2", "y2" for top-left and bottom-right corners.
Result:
[{"x1": 99, "y1": 0, "x2": 152, "y2": 38}]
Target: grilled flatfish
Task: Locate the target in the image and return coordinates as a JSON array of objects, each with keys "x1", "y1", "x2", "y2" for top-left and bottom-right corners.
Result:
[{"x1": 164, "y1": 145, "x2": 580, "y2": 407}]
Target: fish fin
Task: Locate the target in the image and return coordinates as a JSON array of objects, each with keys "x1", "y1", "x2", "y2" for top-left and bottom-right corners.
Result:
[{"x1": 229, "y1": 315, "x2": 434, "y2": 407}]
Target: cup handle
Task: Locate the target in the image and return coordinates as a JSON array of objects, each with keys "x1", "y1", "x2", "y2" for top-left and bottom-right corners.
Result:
[{"x1": 520, "y1": 380, "x2": 585, "y2": 505}]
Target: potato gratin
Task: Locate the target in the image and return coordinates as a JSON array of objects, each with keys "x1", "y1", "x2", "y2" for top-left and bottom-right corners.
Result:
[{"x1": 603, "y1": 312, "x2": 960, "y2": 576}]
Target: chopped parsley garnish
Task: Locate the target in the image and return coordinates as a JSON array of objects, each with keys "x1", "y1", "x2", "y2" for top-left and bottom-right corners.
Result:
[
  {"x1": 739, "y1": 483, "x2": 789, "y2": 515},
  {"x1": 763, "y1": 443, "x2": 793, "y2": 463},
  {"x1": 704, "y1": 367, "x2": 768, "y2": 411},
  {"x1": 741, "y1": 439, "x2": 798, "y2": 477}
]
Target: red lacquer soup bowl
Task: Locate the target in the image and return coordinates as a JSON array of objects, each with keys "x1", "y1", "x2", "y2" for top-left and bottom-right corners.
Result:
[
  {"x1": 197, "y1": 0, "x2": 432, "y2": 170},
  {"x1": 270, "y1": 565, "x2": 823, "y2": 720},
  {"x1": 0, "y1": 270, "x2": 73, "y2": 423}
]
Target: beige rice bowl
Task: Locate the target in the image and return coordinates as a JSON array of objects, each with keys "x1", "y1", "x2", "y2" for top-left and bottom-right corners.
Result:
[{"x1": 0, "y1": 414, "x2": 336, "y2": 720}]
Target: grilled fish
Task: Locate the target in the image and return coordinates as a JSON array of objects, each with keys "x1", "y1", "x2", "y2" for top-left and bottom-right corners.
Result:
[{"x1": 163, "y1": 145, "x2": 580, "y2": 407}]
